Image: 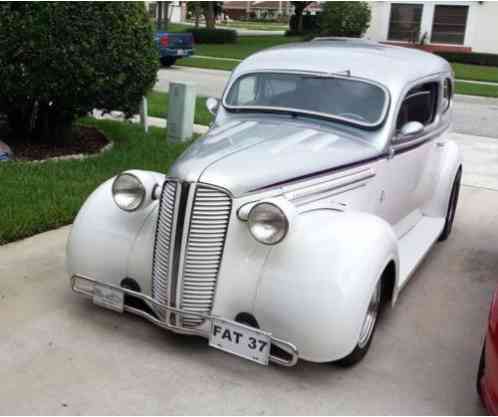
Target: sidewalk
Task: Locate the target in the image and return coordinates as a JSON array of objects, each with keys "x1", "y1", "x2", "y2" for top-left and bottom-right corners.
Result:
[{"x1": 91, "y1": 110, "x2": 209, "y2": 135}]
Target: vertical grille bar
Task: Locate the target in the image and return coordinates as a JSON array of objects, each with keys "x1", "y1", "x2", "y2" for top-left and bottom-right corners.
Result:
[
  {"x1": 180, "y1": 185, "x2": 232, "y2": 328},
  {"x1": 151, "y1": 181, "x2": 178, "y2": 308}
]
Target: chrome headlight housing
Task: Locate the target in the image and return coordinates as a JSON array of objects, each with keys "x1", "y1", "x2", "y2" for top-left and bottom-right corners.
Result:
[
  {"x1": 112, "y1": 172, "x2": 146, "y2": 212},
  {"x1": 248, "y1": 202, "x2": 289, "y2": 245}
]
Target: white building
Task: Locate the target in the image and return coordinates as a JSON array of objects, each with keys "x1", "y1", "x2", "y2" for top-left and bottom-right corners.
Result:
[{"x1": 365, "y1": 1, "x2": 498, "y2": 54}]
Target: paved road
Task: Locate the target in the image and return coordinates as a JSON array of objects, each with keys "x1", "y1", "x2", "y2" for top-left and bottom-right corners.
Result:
[
  {"x1": 0, "y1": 181, "x2": 494, "y2": 414},
  {"x1": 155, "y1": 67, "x2": 498, "y2": 139}
]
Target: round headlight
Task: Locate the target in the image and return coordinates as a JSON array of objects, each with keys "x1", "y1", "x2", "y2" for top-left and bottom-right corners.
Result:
[
  {"x1": 248, "y1": 202, "x2": 289, "y2": 245},
  {"x1": 112, "y1": 173, "x2": 146, "y2": 212}
]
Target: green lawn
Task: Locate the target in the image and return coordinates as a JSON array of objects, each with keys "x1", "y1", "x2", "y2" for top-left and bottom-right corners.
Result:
[
  {"x1": 0, "y1": 119, "x2": 188, "y2": 245},
  {"x1": 193, "y1": 35, "x2": 302, "y2": 59},
  {"x1": 455, "y1": 81, "x2": 498, "y2": 98},
  {"x1": 217, "y1": 21, "x2": 288, "y2": 31},
  {"x1": 452, "y1": 63, "x2": 498, "y2": 83},
  {"x1": 176, "y1": 56, "x2": 239, "y2": 71},
  {"x1": 147, "y1": 90, "x2": 214, "y2": 125}
]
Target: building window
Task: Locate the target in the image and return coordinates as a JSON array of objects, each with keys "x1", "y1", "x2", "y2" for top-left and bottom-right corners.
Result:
[
  {"x1": 388, "y1": 3, "x2": 423, "y2": 42},
  {"x1": 431, "y1": 5, "x2": 469, "y2": 45}
]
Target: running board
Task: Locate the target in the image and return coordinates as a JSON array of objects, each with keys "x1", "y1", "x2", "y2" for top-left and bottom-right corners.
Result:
[{"x1": 397, "y1": 216, "x2": 445, "y2": 289}]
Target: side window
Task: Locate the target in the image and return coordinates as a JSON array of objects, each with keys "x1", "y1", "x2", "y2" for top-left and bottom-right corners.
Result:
[
  {"x1": 396, "y1": 82, "x2": 439, "y2": 131},
  {"x1": 442, "y1": 78, "x2": 452, "y2": 113}
]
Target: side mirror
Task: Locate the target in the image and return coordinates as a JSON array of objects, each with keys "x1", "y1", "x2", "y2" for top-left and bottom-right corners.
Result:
[
  {"x1": 206, "y1": 97, "x2": 220, "y2": 116},
  {"x1": 399, "y1": 121, "x2": 424, "y2": 138}
]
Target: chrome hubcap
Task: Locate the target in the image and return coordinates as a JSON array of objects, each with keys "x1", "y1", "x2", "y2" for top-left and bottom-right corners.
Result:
[{"x1": 358, "y1": 280, "x2": 381, "y2": 349}]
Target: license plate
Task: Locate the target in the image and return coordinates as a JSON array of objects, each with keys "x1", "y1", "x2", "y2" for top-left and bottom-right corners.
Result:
[
  {"x1": 177, "y1": 49, "x2": 186, "y2": 56},
  {"x1": 93, "y1": 284, "x2": 124, "y2": 313},
  {"x1": 209, "y1": 318, "x2": 271, "y2": 365}
]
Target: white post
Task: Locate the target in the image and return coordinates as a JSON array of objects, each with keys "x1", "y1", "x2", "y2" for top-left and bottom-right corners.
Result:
[
  {"x1": 167, "y1": 81, "x2": 196, "y2": 143},
  {"x1": 140, "y1": 96, "x2": 149, "y2": 133}
]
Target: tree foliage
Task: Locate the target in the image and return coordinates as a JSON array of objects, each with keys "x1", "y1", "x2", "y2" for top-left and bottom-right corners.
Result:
[
  {"x1": 0, "y1": 2, "x2": 159, "y2": 144},
  {"x1": 320, "y1": 2, "x2": 371, "y2": 38}
]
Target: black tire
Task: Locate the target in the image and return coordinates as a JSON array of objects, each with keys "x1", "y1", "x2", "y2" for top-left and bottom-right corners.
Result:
[
  {"x1": 336, "y1": 279, "x2": 382, "y2": 367},
  {"x1": 477, "y1": 342, "x2": 485, "y2": 397},
  {"x1": 439, "y1": 167, "x2": 462, "y2": 242},
  {"x1": 160, "y1": 56, "x2": 177, "y2": 67}
]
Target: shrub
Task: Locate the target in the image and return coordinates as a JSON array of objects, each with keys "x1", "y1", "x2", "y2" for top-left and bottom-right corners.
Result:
[
  {"x1": 0, "y1": 2, "x2": 159, "y2": 145},
  {"x1": 287, "y1": 13, "x2": 321, "y2": 35},
  {"x1": 435, "y1": 51, "x2": 498, "y2": 67},
  {"x1": 187, "y1": 28, "x2": 238, "y2": 44},
  {"x1": 320, "y1": 2, "x2": 371, "y2": 38}
]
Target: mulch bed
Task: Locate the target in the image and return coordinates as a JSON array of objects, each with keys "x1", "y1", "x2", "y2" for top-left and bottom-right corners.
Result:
[{"x1": 3, "y1": 126, "x2": 109, "y2": 161}]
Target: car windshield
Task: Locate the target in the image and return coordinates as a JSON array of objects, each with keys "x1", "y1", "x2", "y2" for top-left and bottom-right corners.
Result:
[{"x1": 224, "y1": 72, "x2": 388, "y2": 127}]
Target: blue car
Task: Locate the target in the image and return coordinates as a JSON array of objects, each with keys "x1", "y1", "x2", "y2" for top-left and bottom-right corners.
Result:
[{"x1": 155, "y1": 32, "x2": 194, "y2": 67}]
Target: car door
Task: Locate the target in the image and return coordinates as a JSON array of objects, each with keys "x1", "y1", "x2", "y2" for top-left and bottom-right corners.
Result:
[{"x1": 380, "y1": 80, "x2": 442, "y2": 238}]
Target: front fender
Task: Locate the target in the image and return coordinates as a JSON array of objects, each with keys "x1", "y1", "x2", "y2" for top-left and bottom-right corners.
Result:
[
  {"x1": 253, "y1": 209, "x2": 398, "y2": 363},
  {"x1": 66, "y1": 171, "x2": 164, "y2": 294}
]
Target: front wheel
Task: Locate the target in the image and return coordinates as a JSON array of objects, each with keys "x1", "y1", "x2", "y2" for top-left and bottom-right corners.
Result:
[
  {"x1": 439, "y1": 167, "x2": 462, "y2": 241},
  {"x1": 160, "y1": 57, "x2": 177, "y2": 68},
  {"x1": 336, "y1": 279, "x2": 382, "y2": 367}
]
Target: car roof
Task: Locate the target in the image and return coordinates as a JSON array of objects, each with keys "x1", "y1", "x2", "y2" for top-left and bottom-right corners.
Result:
[{"x1": 232, "y1": 38, "x2": 452, "y2": 94}]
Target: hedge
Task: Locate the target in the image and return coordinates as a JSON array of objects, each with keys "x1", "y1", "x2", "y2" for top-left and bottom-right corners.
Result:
[
  {"x1": 187, "y1": 28, "x2": 238, "y2": 44},
  {"x1": 435, "y1": 51, "x2": 498, "y2": 67},
  {"x1": 286, "y1": 14, "x2": 321, "y2": 36}
]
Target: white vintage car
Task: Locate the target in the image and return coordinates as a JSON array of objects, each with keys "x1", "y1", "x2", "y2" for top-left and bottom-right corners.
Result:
[{"x1": 67, "y1": 39, "x2": 462, "y2": 367}]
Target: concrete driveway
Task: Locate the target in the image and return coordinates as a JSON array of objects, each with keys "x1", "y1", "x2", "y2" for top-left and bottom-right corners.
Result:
[
  {"x1": 0, "y1": 130, "x2": 497, "y2": 414},
  {"x1": 0, "y1": 185, "x2": 494, "y2": 415}
]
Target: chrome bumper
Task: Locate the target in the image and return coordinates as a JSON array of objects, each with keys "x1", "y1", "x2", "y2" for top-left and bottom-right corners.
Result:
[{"x1": 71, "y1": 274, "x2": 299, "y2": 367}]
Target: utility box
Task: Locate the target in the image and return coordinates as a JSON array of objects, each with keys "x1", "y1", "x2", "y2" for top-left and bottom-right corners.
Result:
[{"x1": 167, "y1": 81, "x2": 196, "y2": 143}]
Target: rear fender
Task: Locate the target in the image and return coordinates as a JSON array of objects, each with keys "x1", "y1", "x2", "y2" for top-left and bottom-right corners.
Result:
[{"x1": 423, "y1": 139, "x2": 462, "y2": 218}]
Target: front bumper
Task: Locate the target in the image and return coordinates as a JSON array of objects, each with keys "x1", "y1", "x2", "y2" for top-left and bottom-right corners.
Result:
[{"x1": 71, "y1": 274, "x2": 298, "y2": 367}]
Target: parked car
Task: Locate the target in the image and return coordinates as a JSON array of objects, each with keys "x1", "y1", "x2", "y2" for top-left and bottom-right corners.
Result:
[
  {"x1": 67, "y1": 39, "x2": 462, "y2": 367},
  {"x1": 478, "y1": 288, "x2": 498, "y2": 414},
  {"x1": 155, "y1": 31, "x2": 194, "y2": 67}
]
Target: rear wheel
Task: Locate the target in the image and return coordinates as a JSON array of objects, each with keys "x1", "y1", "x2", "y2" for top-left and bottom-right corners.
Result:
[
  {"x1": 160, "y1": 57, "x2": 177, "y2": 67},
  {"x1": 336, "y1": 278, "x2": 382, "y2": 367},
  {"x1": 439, "y1": 167, "x2": 462, "y2": 241}
]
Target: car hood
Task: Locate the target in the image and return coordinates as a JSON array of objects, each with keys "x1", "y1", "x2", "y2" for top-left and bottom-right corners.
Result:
[{"x1": 168, "y1": 119, "x2": 380, "y2": 196}]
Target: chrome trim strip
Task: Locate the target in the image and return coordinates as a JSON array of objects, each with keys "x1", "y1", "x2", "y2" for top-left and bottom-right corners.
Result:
[
  {"x1": 71, "y1": 274, "x2": 299, "y2": 367},
  {"x1": 284, "y1": 167, "x2": 375, "y2": 204}
]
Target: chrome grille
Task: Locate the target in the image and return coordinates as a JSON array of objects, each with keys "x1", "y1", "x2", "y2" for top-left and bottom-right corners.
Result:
[
  {"x1": 180, "y1": 185, "x2": 232, "y2": 327},
  {"x1": 151, "y1": 181, "x2": 178, "y2": 307},
  {"x1": 151, "y1": 181, "x2": 232, "y2": 329}
]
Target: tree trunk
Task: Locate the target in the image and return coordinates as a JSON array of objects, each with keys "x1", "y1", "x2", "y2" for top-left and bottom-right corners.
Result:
[
  {"x1": 194, "y1": 3, "x2": 201, "y2": 27},
  {"x1": 297, "y1": 12, "x2": 304, "y2": 33},
  {"x1": 205, "y1": 2, "x2": 216, "y2": 29},
  {"x1": 32, "y1": 102, "x2": 73, "y2": 145},
  {"x1": 157, "y1": 2, "x2": 163, "y2": 30},
  {"x1": 163, "y1": 1, "x2": 171, "y2": 31}
]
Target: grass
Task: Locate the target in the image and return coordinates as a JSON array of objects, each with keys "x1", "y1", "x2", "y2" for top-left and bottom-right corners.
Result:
[
  {"x1": 147, "y1": 90, "x2": 214, "y2": 126},
  {"x1": 193, "y1": 35, "x2": 302, "y2": 60},
  {"x1": 0, "y1": 119, "x2": 189, "y2": 245},
  {"x1": 176, "y1": 56, "x2": 239, "y2": 71},
  {"x1": 455, "y1": 81, "x2": 498, "y2": 98},
  {"x1": 452, "y1": 63, "x2": 498, "y2": 83},
  {"x1": 216, "y1": 21, "x2": 288, "y2": 31}
]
